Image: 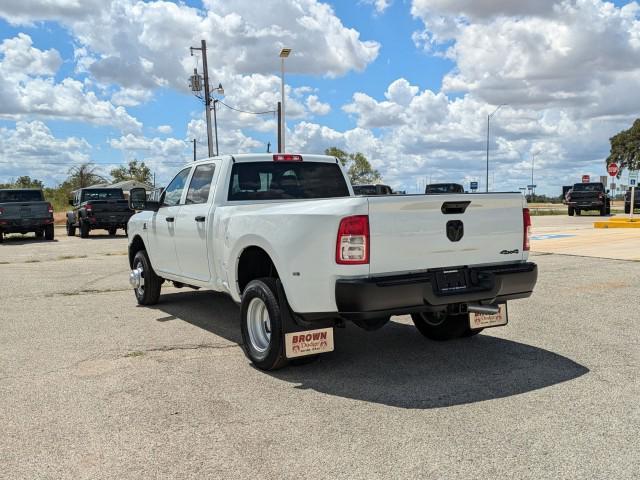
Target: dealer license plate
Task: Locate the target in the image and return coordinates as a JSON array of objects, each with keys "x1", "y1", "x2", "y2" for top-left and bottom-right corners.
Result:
[
  {"x1": 285, "y1": 327, "x2": 334, "y2": 359},
  {"x1": 469, "y1": 304, "x2": 508, "y2": 330}
]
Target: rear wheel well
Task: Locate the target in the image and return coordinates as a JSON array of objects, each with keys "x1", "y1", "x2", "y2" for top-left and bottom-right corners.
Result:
[
  {"x1": 128, "y1": 235, "x2": 146, "y2": 268},
  {"x1": 237, "y1": 247, "x2": 279, "y2": 294}
]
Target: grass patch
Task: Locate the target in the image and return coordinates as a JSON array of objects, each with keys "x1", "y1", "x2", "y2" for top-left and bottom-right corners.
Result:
[{"x1": 125, "y1": 351, "x2": 145, "y2": 358}]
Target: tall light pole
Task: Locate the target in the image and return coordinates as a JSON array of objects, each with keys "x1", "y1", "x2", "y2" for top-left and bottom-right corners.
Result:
[
  {"x1": 486, "y1": 104, "x2": 506, "y2": 192},
  {"x1": 279, "y1": 48, "x2": 291, "y2": 153},
  {"x1": 531, "y1": 153, "x2": 535, "y2": 198}
]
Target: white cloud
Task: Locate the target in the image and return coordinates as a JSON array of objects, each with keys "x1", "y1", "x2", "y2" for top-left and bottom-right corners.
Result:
[
  {"x1": 360, "y1": 0, "x2": 392, "y2": 14},
  {"x1": 0, "y1": 121, "x2": 91, "y2": 186},
  {"x1": 306, "y1": 95, "x2": 331, "y2": 115},
  {"x1": 156, "y1": 125, "x2": 172, "y2": 135},
  {"x1": 0, "y1": 34, "x2": 142, "y2": 133},
  {"x1": 111, "y1": 87, "x2": 153, "y2": 107}
]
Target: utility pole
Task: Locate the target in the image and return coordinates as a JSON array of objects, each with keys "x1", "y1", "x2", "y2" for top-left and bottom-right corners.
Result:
[
  {"x1": 190, "y1": 40, "x2": 214, "y2": 158},
  {"x1": 193, "y1": 139, "x2": 196, "y2": 162}
]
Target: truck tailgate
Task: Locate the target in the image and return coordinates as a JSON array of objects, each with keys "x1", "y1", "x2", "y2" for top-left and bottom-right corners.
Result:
[
  {"x1": 367, "y1": 194, "x2": 526, "y2": 275},
  {"x1": 0, "y1": 202, "x2": 50, "y2": 220}
]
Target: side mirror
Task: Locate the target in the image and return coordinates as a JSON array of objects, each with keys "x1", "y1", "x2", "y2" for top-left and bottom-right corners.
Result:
[
  {"x1": 68, "y1": 199, "x2": 74, "y2": 206},
  {"x1": 606, "y1": 189, "x2": 610, "y2": 194},
  {"x1": 129, "y1": 187, "x2": 160, "y2": 212}
]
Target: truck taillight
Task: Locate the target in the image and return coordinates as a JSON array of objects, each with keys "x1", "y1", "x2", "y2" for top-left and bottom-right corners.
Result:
[
  {"x1": 0, "y1": 207, "x2": 4, "y2": 215},
  {"x1": 85, "y1": 204, "x2": 93, "y2": 213},
  {"x1": 523, "y1": 208, "x2": 532, "y2": 251},
  {"x1": 47, "y1": 202, "x2": 53, "y2": 214},
  {"x1": 273, "y1": 154, "x2": 303, "y2": 161},
  {"x1": 336, "y1": 215, "x2": 369, "y2": 264}
]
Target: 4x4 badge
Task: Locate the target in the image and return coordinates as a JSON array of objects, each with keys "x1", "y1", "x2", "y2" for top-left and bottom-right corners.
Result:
[{"x1": 500, "y1": 249, "x2": 519, "y2": 255}]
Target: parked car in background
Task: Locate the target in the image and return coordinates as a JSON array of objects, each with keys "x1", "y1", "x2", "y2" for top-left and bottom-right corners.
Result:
[
  {"x1": 624, "y1": 187, "x2": 640, "y2": 214},
  {"x1": 564, "y1": 182, "x2": 610, "y2": 216},
  {"x1": 352, "y1": 184, "x2": 394, "y2": 195},
  {"x1": 0, "y1": 189, "x2": 54, "y2": 242},
  {"x1": 66, "y1": 187, "x2": 133, "y2": 238},
  {"x1": 126, "y1": 153, "x2": 537, "y2": 371},
  {"x1": 425, "y1": 183, "x2": 465, "y2": 194}
]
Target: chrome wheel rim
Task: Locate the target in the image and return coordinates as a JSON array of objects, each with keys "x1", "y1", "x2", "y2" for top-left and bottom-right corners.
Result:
[
  {"x1": 134, "y1": 260, "x2": 145, "y2": 296},
  {"x1": 246, "y1": 297, "x2": 271, "y2": 353}
]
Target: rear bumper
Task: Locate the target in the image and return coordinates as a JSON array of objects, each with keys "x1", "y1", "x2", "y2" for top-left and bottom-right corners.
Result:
[
  {"x1": 86, "y1": 215, "x2": 132, "y2": 228},
  {"x1": 566, "y1": 201, "x2": 604, "y2": 208},
  {"x1": 0, "y1": 217, "x2": 53, "y2": 233},
  {"x1": 333, "y1": 262, "x2": 537, "y2": 321}
]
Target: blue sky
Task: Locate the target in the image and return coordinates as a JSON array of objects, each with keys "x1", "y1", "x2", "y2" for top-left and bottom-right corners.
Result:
[{"x1": 0, "y1": 0, "x2": 638, "y2": 193}]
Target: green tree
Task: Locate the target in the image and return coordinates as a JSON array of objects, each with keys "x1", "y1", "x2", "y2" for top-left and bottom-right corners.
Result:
[
  {"x1": 324, "y1": 147, "x2": 382, "y2": 184},
  {"x1": 14, "y1": 176, "x2": 44, "y2": 189},
  {"x1": 607, "y1": 118, "x2": 640, "y2": 174},
  {"x1": 110, "y1": 160, "x2": 152, "y2": 184},
  {"x1": 64, "y1": 163, "x2": 106, "y2": 190}
]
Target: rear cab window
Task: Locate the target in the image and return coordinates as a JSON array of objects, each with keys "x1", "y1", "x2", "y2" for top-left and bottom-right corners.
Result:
[
  {"x1": 572, "y1": 183, "x2": 604, "y2": 192},
  {"x1": 0, "y1": 190, "x2": 44, "y2": 202},
  {"x1": 227, "y1": 161, "x2": 350, "y2": 201},
  {"x1": 81, "y1": 189, "x2": 125, "y2": 201}
]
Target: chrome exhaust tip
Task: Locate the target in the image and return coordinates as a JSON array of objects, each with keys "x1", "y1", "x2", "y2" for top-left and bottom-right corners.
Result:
[{"x1": 467, "y1": 304, "x2": 500, "y2": 315}]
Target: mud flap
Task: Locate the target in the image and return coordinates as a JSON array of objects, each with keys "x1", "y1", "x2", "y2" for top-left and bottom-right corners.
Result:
[{"x1": 275, "y1": 279, "x2": 335, "y2": 359}]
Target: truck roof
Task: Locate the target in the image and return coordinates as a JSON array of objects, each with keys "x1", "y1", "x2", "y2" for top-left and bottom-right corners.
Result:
[{"x1": 188, "y1": 153, "x2": 340, "y2": 167}]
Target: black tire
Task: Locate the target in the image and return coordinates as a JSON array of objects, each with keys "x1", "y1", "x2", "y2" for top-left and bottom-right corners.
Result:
[
  {"x1": 35, "y1": 230, "x2": 44, "y2": 238},
  {"x1": 600, "y1": 205, "x2": 607, "y2": 216},
  {"x1": 108, "y1": 227, "x2": 117, "y2": 236},
  {"x1": 80, "y1": 220, "x2": 90, "y2": 238},
  {"x1": 625, "y1": 204, "x2": 631, "y2": 214},
  {"x1": 568, "y1": 206, "x2": 574, "y2": 216},
  {"x1": 0, "y1": 231, "x2": 3, "y2": 243},
  {"x1": 44, "y1": 224, "x2": 54, "y2": 240},
  {"x1": 575, "y1": 209, "x2": 581, "y2": 216},
  {"x1": 240, "y1": 278, "x2": 288, "y2": 371},
  {"x1": 461, "y1": 327, "x2": 483, "y2": 337},
  {"x1": 66, "y1": 221, "x2": 76, "y2": 237},
  {"x1": 132, "y1": 250, "x2": 162, "y2": 306},
  {"x1": 411, "y1": 311, "x2": 471, "y2": 341}
]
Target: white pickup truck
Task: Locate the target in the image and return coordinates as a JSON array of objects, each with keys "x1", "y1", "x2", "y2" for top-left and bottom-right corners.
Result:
[{"x1": 126, "y1": 153, "x2": 537, "y2": 370}]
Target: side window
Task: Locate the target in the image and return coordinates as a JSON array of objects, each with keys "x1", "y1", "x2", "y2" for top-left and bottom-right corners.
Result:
[
  {"x1": 162, "y1": 168, "x2": 191, "y2": 207},
  {"x1": 185, "y1": 164, "x2": 216, "y2": 204}
]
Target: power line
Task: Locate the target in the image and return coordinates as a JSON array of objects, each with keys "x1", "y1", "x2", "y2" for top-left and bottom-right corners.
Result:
[{"x1": 217, "y1": 100, "x2": 277, "y2": 116}]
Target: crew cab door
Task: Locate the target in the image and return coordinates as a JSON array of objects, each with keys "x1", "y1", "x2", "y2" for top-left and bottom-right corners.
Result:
[
  {"x1": 174, "y1": 162, "x2": 218, "y2": 281},
  {"x1": 148, "y1": 167, "x2": 191, "y2": 275}
]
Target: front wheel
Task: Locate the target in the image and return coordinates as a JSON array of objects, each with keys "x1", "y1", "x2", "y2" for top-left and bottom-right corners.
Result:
[
  {"x1": 625, "y1": 204, "x2": 631, "y2": 214},
  {"x1": 240, "y1": 278, "x2": 288, "y2": 371},
  {"x1": 35, "y1": 230, "x2": 44, "y2": 238},
  {"x1": 132, "y1": 250, "x2": 162, "y2": 305},
  {"x1": 108, "y1": 227, "x2": 117, "y2": 236},
  {"x1": 44, "y1": 224, "x2": 54, "y2": 240},
  {"x1": 568, "y1": 206, "x2": 574, "y2": 216},
  {"x1": 575, "y1": 209, "x2": 581, "y2": 216},
  {"x1": 66, "y1": 221, "x2": 76, "y2": 236},
  {"x1": 411, "y1": 311, "x2": 474, "y2": 341}
]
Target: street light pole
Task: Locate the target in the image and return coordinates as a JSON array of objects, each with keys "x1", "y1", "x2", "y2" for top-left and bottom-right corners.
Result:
[
  {"x1": 485, "y1": 104, "x2": 506, "y2": 192},
  {"x1": 531, "y1": 153, "x2": 535, "y2": 198},
  {"x1": 279, "y1": 48, "x2": 291, "y2": 153},
  {"x1": 213, "y1": 99, "x2": 219, "y2": 157}
]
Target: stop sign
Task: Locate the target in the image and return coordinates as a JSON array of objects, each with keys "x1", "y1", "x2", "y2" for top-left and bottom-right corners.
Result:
[{"x1": 608, "y1": 163, "x2": 619, "y2": 177}]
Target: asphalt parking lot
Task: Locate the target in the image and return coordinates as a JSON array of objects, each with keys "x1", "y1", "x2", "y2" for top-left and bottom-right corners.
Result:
[{"x1": 1, "y1": 224, "x2": 639, "y2": 479}]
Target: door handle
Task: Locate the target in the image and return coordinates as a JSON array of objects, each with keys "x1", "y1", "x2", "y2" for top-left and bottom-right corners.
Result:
[
  {"x1": 195, "y1": 216, "x2": 206, "y2": 222},
  {"x1": 165, "y1": 217, "x2": 175, "y2": 223}
]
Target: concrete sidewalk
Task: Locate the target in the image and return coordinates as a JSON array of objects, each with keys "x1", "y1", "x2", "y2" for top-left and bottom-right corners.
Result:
[{"x1": 530, "y1": 215, "x2": 640, "y2": 261}]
